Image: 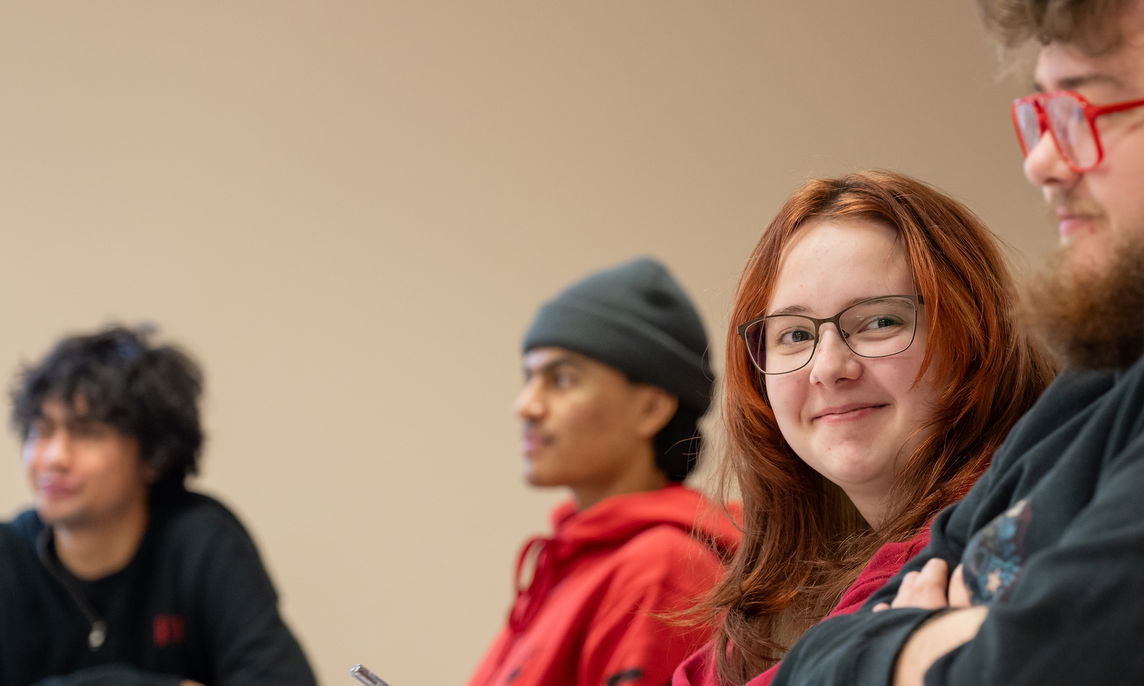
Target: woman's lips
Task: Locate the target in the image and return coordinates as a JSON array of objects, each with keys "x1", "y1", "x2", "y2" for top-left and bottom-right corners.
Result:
[{"x1": 813, "y1": 403, "x2": 886, "y2": 423}]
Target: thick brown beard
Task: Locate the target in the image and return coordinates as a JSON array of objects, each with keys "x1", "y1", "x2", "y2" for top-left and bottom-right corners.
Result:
[{"x1": 1024, "y1": 237, "x2": 1144, "y2": 370}]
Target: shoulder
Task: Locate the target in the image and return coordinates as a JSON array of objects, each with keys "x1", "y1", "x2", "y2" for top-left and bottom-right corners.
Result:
[
  {"x1": 1, "y1": 510, "x2": 45, "y2": 566},
  {"x1": 829, "y1": 531, "x2": 931, "y2": 618},
  {"x1": 0, "y1": 517, "x2": 32, "y2": 562},
  {"x1": 612, "y1": 488, "x2": 733, "y2": 570},
  {"x1": 606, "y1": 523, "x2": 724, "y2": 592},
  {"x1": 147, "y1": 491, "x2": 280, "y2": 598},
  {"x1": 150, "y1": 490, "x2": 263, "y2": 560},
  {"x1": 8, "y1": 508, "x2": 44, "y2": 542},
  {"x1": 986, "y1": 368, "x2": 1118, "y2": 473},
  {"x1": 158, "y1": 490, "x2": 251, "y2": 531},
  {"x1": 868, "y1": 529, "x2": 930, "y2": 570},
  {"x1": 569, "y1": 488, "x2": 732, "y2": 593},
  {"x1": 1018, "y1": 368, "x2": 1115, "y2": 423},
  {"x1": 623, "y1": 522, "x2": 702, "y2": 554},
  {"x1": 0, "y1": 513, "x2": 55, "y2": 601}
]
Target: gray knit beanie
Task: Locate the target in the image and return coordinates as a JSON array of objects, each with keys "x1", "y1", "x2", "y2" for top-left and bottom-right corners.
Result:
[{"x1": 522, "y1": 257, "x2": 713, "y2": 415}]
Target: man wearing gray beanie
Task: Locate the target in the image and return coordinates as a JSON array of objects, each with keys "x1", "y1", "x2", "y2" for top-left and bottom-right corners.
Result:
[{"x1": 467, "y1": 257, "x2": 740, "y2": 686}]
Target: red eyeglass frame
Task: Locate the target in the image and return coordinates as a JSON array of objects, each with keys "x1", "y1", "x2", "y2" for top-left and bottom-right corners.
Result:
[{"x1": 1011, "y1": 89, "x2": 1144, "y2": 173}]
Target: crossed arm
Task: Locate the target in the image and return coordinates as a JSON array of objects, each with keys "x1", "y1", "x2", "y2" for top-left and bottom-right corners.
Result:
[{"x1": 872, "y1": 559, "x2": 986, "y2": 686}]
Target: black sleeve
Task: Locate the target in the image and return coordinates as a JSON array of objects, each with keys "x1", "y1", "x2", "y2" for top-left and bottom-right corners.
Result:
[
  {"x1": 920, "y1": 431, "x2": 1144, "y2": 685},
  {"x1": 177, "y1": 503, "x2": 318, "y2": 686}
]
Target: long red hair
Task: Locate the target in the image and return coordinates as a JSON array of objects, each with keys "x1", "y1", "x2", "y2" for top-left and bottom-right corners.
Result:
[{"x1": 708, "y1": 170, "x2": 1055, "y2": 683}]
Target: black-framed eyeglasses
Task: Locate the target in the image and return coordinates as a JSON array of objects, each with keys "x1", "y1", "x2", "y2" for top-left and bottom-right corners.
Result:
[{"x1": 737, "y1": 295, "x2": 924, "y2": 375}]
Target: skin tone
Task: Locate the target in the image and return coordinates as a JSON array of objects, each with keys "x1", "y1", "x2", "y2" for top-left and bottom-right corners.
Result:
[
  {"x1": 886, "y1": 2, "x2": 1144, "y2": 683},
  {"x1": 763, "y1": 217, "x2": 940, "y2": 528},
  {"x1": 513, "y1": 347, "x2": 677, "y2": 511},
  {"x1": 24, "y1": 399, "x2": 152, "y2": 580},
  {"x1": 23, "y1": 400, "x2": 204, "y2": 686}
]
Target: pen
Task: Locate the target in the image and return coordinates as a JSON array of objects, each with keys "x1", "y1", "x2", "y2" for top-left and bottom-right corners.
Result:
[{"x1": 349, "y1": 663, "x2": 390, "y2": 686}]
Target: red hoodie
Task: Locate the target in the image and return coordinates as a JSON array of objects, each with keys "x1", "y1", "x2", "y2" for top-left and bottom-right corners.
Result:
[
  {"x1": 467, "y1": 485, "x2": 740, "y2": 686},
  {"x1": 671, "y1": 529, "x2": 931, "y2": 686}
]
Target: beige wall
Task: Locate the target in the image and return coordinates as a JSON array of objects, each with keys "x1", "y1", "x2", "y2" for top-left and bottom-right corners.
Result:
[{"x1": 0, "y1": 2, "x2": 1049, "y2": 684}]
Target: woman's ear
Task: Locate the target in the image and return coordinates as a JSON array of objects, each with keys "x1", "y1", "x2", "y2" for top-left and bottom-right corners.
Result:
[{"x1": 635, "y1": 386, "x2": 679, "y2": 439}]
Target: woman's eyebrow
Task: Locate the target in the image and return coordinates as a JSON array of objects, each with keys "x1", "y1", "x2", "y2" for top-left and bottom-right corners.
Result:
[
  {"x1": 768, "y1": 303, "x2": 811, "y2": 316},
  {"x1": 767, "y1": 294, "x2": 885, "y2": 317}
]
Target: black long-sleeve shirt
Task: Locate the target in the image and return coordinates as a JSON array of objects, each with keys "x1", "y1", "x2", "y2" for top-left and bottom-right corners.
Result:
[
  {"x1": 0, "y1": 490, "x2": 317, "y2": 686},
  {"x1": 774, "y1": 357, "x2": 1144, "y2": 685}
]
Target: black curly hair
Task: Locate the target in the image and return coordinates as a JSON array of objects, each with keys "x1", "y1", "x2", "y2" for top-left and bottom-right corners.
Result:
[{"x1": 11, "y1": 325, "x2": 205, "y2": 495}]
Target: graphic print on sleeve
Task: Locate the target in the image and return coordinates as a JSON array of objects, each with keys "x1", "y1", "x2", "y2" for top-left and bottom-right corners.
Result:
[{"x1": 962, "y1": 498, "x2": 1032, "y2": 603}]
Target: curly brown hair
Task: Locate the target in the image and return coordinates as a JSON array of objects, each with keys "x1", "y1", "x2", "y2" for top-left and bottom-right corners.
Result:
[{"x1": 977, "y1": 0, "x2": 1133, "y2": 55}]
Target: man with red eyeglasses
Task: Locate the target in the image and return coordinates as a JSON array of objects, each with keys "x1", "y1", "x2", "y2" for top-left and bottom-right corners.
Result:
[{"x1": 770, "y1": 2, "x2": 1144, "y2": 685}]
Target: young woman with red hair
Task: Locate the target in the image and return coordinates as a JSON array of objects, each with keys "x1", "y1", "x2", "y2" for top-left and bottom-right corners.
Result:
[{"x1": 674, "y1": 170, "x2": 1056, "y2": 685}]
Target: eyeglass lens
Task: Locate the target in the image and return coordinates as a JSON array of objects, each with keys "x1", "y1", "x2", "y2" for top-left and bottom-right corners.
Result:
[
  {"x1": 743, "y1": 296, "x2": 919, "y2": 374},
  {"x1": 1015, "y1": 94, "x2": 1098, "y2": 169}
]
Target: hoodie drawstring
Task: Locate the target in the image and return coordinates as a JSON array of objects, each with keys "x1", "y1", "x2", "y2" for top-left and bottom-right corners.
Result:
[{"x1": 508, "y1": 535, "x2": 559, "y2": 633}]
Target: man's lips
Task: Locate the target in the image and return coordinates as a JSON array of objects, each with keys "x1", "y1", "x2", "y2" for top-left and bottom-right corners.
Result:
[
  {"x1": 1057, "y1": 212, "x2": 1098, "y2": 240},
  {"x1": 521, "y1": 432, "x2": 552, "y2": 455},
  {"x1": 812, "y1": 403, "x2": 887, "y2": 423},
  {"x1": 37, "y1": 480, "x2": 79, "y2": 499},
  {"x1": 1046, "y1": 192, "x2": 1101, "y2": 241}
]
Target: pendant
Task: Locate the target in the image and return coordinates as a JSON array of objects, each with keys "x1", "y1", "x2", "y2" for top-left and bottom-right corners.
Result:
[{"x1": 89, "y1": 621, "x2": 107, "y2": 650}]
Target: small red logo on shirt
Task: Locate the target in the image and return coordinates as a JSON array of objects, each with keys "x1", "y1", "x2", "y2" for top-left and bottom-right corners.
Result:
[{"x1": 153, "y1": 614, "x2": 186, "y2": 647}]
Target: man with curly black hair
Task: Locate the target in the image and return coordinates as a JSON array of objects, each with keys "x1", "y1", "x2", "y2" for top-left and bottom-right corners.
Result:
[{"x1": 0, "y1": 325, "x2": 317, "y2": 686}]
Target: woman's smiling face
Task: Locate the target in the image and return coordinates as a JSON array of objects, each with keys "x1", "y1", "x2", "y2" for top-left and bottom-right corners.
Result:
[{"x1": 763, "y1": 217, "x2": 941, "y2": 526}]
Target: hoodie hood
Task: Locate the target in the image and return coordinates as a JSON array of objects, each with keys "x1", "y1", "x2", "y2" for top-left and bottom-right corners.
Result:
[
  {"x1": 548, "y1": 484, "x2": 738, "y2": 556},
  {"x1": 508, "y1": 485, "x2": 739, "y2": 633}
]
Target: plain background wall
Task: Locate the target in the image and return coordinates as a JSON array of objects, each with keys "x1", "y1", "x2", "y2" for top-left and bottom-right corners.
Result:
[{"x1": 1, "y1": 2, "x2": 1053, "y2": 684}]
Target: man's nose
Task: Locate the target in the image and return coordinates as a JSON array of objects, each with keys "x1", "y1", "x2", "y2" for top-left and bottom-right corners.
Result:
[
  {"x1": 37, "y1": 432, "x2": 72, "y2": 468},
  {"x1": 1023, "y1": 128, "x2": 1078, "y2": 189},
  {"x1": 513, "y1": 381, "x2": 544, "y2": 420}
]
